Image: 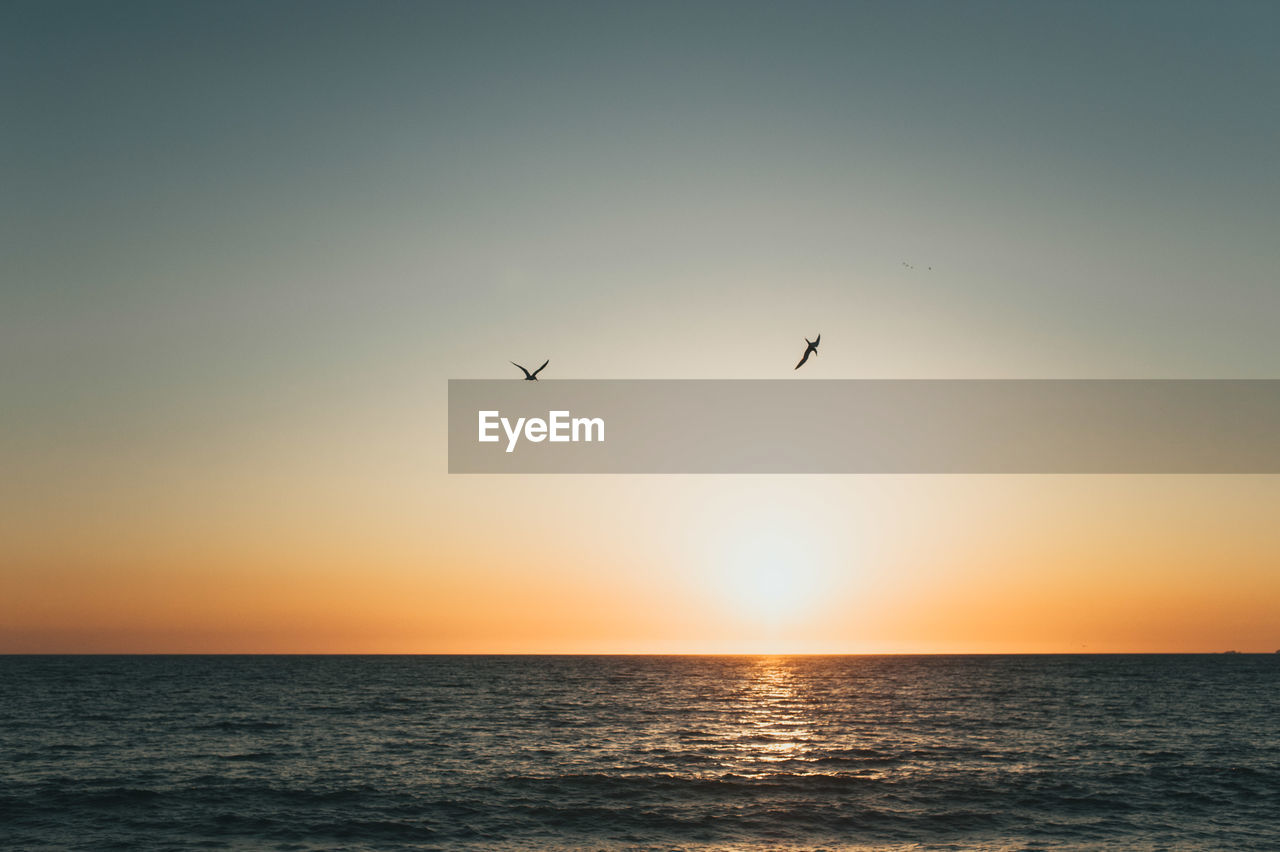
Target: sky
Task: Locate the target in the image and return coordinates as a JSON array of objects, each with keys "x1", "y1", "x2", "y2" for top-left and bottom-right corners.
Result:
[{"x1": 3, "y1": 0, "x2": 1278, "y2": 653}]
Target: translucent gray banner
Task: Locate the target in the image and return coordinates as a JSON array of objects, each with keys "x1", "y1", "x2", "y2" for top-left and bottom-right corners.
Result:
[{"x1": 448, "y1": 380, "x2": 1280, "y2": 473}]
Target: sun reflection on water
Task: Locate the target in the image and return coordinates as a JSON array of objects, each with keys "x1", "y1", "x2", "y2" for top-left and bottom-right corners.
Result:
[{"x1": 724, "y1": 657, "x2": 819, "y2": 776}]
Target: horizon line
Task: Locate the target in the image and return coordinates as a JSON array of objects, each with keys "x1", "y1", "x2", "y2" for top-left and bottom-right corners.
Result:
[{"x1": 3, "y1": 650, "x2": 1276, "y2": 657}]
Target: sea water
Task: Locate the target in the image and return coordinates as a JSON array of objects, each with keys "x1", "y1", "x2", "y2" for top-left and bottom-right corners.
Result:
[{"x1": 3, "y1": 654, "x2": 1277, "y2": 850}]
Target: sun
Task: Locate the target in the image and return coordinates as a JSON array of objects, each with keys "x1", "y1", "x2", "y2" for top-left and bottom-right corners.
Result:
[
  {"x1": 720, "y1": 524, "x2": 825, "y2": 627},
  {"x1": 731, "y1": 562, "x2": 814, "y2": 624}
]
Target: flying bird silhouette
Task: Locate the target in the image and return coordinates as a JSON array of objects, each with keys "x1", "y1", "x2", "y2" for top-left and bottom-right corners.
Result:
[
  {"x1": 511, "y1": 359, "x2": 549, "y2": 380},
  {"x1": 794, "y1": 335, "x2": 820, "y2": 370}
]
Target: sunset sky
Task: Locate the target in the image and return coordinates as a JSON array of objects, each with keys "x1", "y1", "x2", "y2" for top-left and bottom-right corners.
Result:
[{"x1": 3, "y1": 0, "x2": 1278, "y2": 653}]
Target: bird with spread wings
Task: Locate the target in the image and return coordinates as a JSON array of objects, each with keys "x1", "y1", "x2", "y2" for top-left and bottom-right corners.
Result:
[
  {"x1": 794, "y1": 335, "x2": 820, "y2": 370},
  {"x1": 511, "y1": 359, "x2": 549, "y2": 380}
]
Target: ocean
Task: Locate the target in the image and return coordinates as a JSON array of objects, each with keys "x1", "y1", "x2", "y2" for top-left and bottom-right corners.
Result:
[{"x1": 2, "y1": 655, "x2": 1277, "y2": 850}]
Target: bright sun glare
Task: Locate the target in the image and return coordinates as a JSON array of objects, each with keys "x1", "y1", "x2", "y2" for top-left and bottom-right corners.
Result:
[{"x1": 721, "y1": 523, "x2": 825, "y2": 626}]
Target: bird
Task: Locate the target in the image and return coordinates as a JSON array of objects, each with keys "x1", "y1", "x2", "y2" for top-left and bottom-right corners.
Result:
[
  {"x1": 511, "y1": 359, "x2": 549, "y2": 380},
  {"x1": 794, "y1": 335, "x2": 820, "y2": 370}
]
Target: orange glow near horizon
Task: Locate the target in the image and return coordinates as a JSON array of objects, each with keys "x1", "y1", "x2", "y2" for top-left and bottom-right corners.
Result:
[{"x1": 4, "y1": 475, "x2": 1278, "y2": 654}]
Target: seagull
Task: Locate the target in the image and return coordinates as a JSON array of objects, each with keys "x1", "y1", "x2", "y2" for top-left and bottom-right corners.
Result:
[
  {"x1": 511, "y1": 359, "x2": 549, "y2": 380},
  {"x1": 794, "y1": 335, "x2": 820, "y2": 370}
]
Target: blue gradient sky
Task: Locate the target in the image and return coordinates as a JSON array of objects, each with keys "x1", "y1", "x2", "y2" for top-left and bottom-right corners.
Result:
[{"x1": 3, "y1": 1, "x2": 1278, "y2": 651}]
